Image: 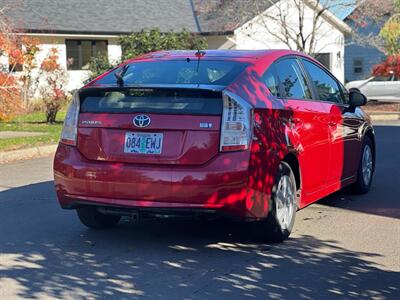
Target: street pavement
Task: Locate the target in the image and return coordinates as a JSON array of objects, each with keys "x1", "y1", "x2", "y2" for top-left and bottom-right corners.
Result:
[{"x1": 0, "y1": 124, "x2": 399, "y2": 300}]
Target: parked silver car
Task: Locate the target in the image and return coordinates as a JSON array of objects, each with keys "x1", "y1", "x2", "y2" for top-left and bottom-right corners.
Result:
[{"x1": 346, "y1": 73, "x2": 400, "y2": 102}]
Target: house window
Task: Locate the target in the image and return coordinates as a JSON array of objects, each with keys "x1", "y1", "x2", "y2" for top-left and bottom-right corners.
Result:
[
  {"x1": 314, "y1": 53, "x2": 331, "y2": 71},
  {"x1": 353, "y1": 58, "x2": 363, "y2": 74},
  {"x1": 66, "y1": 40, "x2": 108, "y2": 70}
]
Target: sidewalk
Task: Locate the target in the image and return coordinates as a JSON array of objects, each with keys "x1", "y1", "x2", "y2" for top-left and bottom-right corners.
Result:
[
  {"x1": 0, "y1": 131, "x2": 46, "y2": 139},
  {"x1": 0, "y1": 131, "x2": 55, "y2": 163},
  {"x1": 0, "y1": 144, "x2": 57, "y2": 164},
  {"x1": 368, "y1": 112, "x2": 400, "y2": 122}
]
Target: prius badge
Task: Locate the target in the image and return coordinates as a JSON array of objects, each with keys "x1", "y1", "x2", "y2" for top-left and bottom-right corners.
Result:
[{"x1": 133, "y1": 115, "x2": 151, "y2": 128}]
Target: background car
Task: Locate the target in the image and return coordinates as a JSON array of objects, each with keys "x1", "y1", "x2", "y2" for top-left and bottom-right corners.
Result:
[
  {"x1": 345, "y1": 72, "x2": 400, "y2": 102},
  {"x1": 54, "y1": 50, "x2": 375, "y2": 242}
]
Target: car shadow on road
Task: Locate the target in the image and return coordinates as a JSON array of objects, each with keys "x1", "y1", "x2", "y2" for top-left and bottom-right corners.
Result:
[
  {"x1": 1, "y1": 181, "x2": 399, "y2": 299},
  {"x1": 319, "y1": 125, "x2": 400, "y2": 220}
]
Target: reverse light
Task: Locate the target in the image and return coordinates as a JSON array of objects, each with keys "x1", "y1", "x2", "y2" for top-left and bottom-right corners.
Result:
[
  {"x1": 60, "y1": 91, "x2": 80, "y2": 146},
  {"x1": 220, "y1": 91, "x2": 253, "y2": 152}
]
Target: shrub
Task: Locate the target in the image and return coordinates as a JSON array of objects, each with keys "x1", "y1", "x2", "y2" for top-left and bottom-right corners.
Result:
[
  {"x1": 38, "y1": 48, "x2": 69, "y2": 123},
  {"x1": 119, "y1": 28, "x2": 207, "y2": 61},
  {"x1": 85, "y1": 55, "x2": 115, "y2": 82},
  {"x1": 372, "y1": 55, "x2": 400, "y2": 77}
]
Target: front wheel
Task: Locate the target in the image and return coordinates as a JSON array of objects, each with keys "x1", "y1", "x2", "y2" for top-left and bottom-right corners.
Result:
[
  {"x1": 253, "y1": 162, "x2": 297, "y2": 243},
  {"x1": 76, "y1": 206, "x2": 121, "y2": 229},
  {"x1": 352, "y1": 136, "x2": 374, "y2": 194}
]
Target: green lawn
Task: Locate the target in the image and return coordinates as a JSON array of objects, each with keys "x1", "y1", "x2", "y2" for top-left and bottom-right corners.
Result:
[{"x1": 0, "y1": 110, "x2": 66, "y2": 152}]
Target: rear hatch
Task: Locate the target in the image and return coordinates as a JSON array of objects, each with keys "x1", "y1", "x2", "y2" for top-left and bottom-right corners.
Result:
[{"x1": 77, "y1": 87, "x2": 222, "y2": 165}]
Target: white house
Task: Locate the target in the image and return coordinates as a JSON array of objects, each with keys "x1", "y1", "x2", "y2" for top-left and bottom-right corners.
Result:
[
  {"x1": 1, "y1": 0, "x2": 351, "y2": 90},
  {"x1": 196, "y1": 0, "x2": 352, "y2": 83}
]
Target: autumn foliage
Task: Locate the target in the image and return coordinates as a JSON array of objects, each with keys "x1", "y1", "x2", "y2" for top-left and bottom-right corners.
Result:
[
  {"x1": 372, "y1": 55, "x2": 400, "y2": 77},
  {"x1": 0, "y1": 72, "x2": 22, "y2": 121},
  {"x1": 0, "y1": 28, "x2": 67, "y2": 123},
  {"x1": 38, "y1": 48, "x2": 68, "y2": 123},
  {"x1": 0, "y1": 18, "x2": 40, "y2": 120}
]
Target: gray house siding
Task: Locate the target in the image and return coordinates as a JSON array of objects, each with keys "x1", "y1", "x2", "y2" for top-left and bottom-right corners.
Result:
[
  {"x1": 344, "y1": 44, "x2": 384, "y2": 82},
  {"x1": 344, "y1": 19, "x2": 385, "y2": 82}
]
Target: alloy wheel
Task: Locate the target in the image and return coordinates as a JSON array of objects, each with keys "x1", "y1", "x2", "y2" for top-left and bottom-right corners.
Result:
[
  {"x1": 362, "y1": 144, "x2": 373, "y2": 186},
  {"x1": 275, "y1": 174, "x2": 296, "y2": 230}
]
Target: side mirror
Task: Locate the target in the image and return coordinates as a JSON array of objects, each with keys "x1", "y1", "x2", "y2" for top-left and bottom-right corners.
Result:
[{"x1": 349, "y1": 90, "x2": 367, "y2": 107}]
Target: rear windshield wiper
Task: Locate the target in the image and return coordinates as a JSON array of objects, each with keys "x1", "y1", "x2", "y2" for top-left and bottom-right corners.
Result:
[{"x1": 114, "y1": 64, "x2": 130, "y2": 86}]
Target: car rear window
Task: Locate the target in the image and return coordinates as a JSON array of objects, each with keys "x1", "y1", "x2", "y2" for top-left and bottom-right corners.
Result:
[
  {"x1": 95, "y1": 60, "x2": 249, "y2": 86},
  {"x1": 79, "y1": 88, "x2": 223, "y2": 115}
]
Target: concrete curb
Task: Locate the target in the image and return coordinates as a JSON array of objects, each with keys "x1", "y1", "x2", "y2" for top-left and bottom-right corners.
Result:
[
  {"x1": 368, "y1": 112, "x2": 400, "y2": 121},
  {"x1": 0, "y1": 144, "x2": 57, "y2": 164}
]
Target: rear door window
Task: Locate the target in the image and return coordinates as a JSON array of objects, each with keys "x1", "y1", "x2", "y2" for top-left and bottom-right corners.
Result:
[
  {"x1": 273, "y1": 58, "x2": 312, "y2": 99},
  {"x1": 301, "y1": 59, "x2": 345, "y2": 104},
  {"x1": 95, "y1": 60, "x2": 249, "y2": 86}
]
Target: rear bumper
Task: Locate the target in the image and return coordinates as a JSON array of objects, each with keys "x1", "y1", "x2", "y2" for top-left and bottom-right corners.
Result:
[{"x1": 54, "y1": 143, "x2": 270, "y2": 219}]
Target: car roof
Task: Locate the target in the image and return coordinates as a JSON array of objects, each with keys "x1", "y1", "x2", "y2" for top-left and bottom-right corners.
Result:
[{"x1": 127, "y1": 49, "x2": 303, "y2": 63}]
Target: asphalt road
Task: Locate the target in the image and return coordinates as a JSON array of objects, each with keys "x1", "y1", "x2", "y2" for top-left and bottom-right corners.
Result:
[{"x1": 0, "y1": 124, "x2": 399, "y2": 300}]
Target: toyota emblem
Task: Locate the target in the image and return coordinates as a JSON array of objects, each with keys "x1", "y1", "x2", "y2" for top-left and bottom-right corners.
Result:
[{"x1": 133, "y1": 115, "x2": 151, "y2": 128}]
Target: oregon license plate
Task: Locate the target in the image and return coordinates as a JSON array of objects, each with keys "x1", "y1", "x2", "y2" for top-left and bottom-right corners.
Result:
[{"x1": 124, "y1": 132, "x2": 163, "y2": 154}]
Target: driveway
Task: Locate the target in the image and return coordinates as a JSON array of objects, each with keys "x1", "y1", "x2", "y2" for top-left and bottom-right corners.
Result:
[{"x1": 0, "y1": 125, "x2": 399, "y2": 299}]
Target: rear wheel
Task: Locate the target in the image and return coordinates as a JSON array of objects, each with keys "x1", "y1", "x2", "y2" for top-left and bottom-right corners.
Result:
[
  {"x1": 352, "y1": 136, "x2": 374, "y2": 194},
  {"x1": 253, "y1": 162, "x2": 297, "y2": 243},
  {"x1": 76, "y1": 206, "x2": 121, "y2": 229}
]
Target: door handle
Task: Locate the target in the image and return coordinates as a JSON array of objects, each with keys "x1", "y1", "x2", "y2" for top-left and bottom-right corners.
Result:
[{"x1": 290, "y1": 118, "x2": 302, "y2": 124}]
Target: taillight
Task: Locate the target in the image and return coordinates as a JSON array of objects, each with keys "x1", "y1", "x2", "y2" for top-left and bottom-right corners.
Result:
[
  {"x1": 220, "y1": 91, "x2": 253, "y2": 152},
  {"x1": 60, "y1": 92, "x2": 80, "y2": 146}
]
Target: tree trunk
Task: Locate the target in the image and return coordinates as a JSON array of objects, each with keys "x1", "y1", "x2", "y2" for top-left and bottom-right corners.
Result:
[{"x1": 46, "y1": 108, "x2": 57, "y2": 123}]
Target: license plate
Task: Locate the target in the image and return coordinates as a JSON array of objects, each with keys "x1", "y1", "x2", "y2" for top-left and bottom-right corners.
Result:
[{"x1": 124, "y1": 132, "x2": 163, "y2": 154}]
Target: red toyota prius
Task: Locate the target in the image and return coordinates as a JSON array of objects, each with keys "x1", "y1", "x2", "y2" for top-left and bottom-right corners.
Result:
[{"x1": 54, "y1": 50, "x2": 375, "y2": 242}]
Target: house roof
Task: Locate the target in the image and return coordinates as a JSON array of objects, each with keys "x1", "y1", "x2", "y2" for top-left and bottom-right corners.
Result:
[
  {"x1": 195, "y1": 0, "x2": 351, "y2": 35},
  {"x1": 0, "y1": 0, "x2": 351, "y2": 35},
  {"x1": 0, "y1": 0, "x2": 200, "y2": 35},
  {"x1": 194, "y1": 0, "x2": 279, "y2": 34}
]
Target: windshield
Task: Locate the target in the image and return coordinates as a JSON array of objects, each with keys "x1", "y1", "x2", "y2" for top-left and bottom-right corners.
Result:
[{"x1": 95, "y1": 60, "x2": 249, "y2": 86}]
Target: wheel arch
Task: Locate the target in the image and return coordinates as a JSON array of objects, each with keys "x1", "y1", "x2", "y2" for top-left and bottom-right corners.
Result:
[{"x1": 282, "y1": 152, "x2": 301, "y2": 193}]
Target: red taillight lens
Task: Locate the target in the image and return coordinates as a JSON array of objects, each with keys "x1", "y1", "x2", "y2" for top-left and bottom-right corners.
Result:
[
  {"x1": 60, "y1": 92, "x2": 79, "y2": 146},
  {"x1": 220, "y1": 91, "x2": 253, "y2": 152}
]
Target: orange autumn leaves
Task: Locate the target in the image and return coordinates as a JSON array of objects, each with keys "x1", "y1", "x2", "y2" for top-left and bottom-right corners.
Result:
[
  {"x1": 0, "y1": 31, "x2": 67, "y2": 122},
  {"x1": 38, "y1": 48, "x2": 68, "y2": 123},
  {"x1": 40, "y1": 48, "x2": 61, "y2": 72},
  {"x1": 0, "y1": 34, "x2": 39, "y2": 120},
  {"x1": 372, "y1": 55, "x2": 400, "y2": 78},
  {"x1": 0, "y1": 72, "x2": 21, "y2": 121}
]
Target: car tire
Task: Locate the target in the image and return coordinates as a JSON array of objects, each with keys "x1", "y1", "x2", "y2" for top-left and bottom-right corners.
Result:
[
  {"x1": 76, "y1": 206, "x2": 121, "y2": 229},
  {"x1": 352, "y1": 136, "x2": 374, "y2": 194},
  {"x1": 253, "y1": 162, "x2": 297, "y2": 243}
]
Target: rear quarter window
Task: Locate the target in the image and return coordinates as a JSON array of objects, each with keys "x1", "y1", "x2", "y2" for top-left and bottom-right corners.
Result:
[{"x1": 265, "y1": 58, "x2": 312, "y2": 99}]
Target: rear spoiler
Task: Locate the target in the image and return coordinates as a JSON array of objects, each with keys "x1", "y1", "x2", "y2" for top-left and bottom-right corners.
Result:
[{"x1": 79, "y1": 84, "x2": 226, "y2": 94}]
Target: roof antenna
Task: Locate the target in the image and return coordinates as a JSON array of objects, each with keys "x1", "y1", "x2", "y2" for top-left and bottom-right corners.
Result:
[
  {"x1": 114, "y1": 64, "x2": 129, "y2": 86},
  {"x1": 195, "y1": 49, "x2": 205, "y2": 73}
]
